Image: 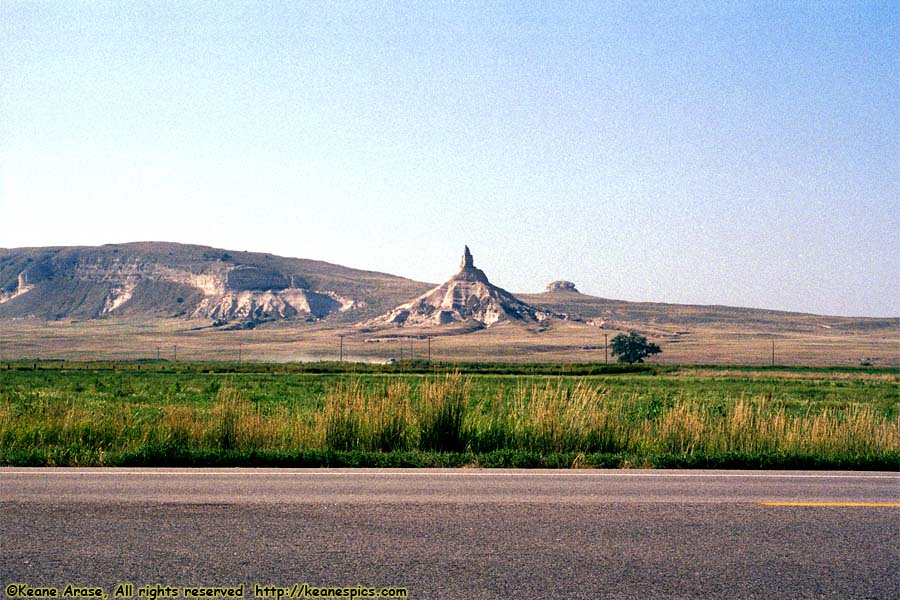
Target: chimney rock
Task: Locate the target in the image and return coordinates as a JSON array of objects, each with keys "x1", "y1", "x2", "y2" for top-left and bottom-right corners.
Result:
[{"x1": 460, "y1": 245, "x2": 474, "y2": 269}]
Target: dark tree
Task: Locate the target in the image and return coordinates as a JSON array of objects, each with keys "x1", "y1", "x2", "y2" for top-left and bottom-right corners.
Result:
[{"x1": 610, "y1": 331, "x2": 662, "y2": 364}]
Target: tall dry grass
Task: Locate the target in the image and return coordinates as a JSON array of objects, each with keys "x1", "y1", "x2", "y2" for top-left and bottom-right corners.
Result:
[
  {"x1": 0, "y1": 375, "x2": 897, "y2": 465},
  {"x1": 418, "y1": 374, "x2": 468, "y2": 452},
  {"x1": 321, "y1": 380, "x2": 415, "y2": 451}
]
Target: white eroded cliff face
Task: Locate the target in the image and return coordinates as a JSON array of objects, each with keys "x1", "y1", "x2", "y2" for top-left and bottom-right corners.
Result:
[
  {"x1": 0, "y1": 272, "x2": 35, "y2": 304},
  {"x1": 193, "y1": 288, "x2": 354, "y2": 320},
  {"x1": 101, "y1": 282, "x2": 137, "y2": 314},
  {"x1": 67, "y1": 258, "x2": 354, "y2": 320},
  {"x1": 73, "y1": 260, "x2": 228, "y2": 294}
]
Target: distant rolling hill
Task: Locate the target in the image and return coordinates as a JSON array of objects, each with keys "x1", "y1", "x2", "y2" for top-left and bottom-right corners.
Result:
[
  {"x1": 0, "y1": 242, "x2": 895, "y2": 340},
  {"x1": 0, "y1": 242, "x2": 430, "y2": 325},
  {"x1": 517, "y1": 289, "x2": 897, "y2": 336}
]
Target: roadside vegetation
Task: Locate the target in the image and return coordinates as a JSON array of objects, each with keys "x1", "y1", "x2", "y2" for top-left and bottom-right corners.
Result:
[{"x1": 0, "y1": 362, "x2": 897, "y2": 469}]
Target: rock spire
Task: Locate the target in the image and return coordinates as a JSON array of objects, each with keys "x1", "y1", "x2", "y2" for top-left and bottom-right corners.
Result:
[
  {"x1": 460, "y1": 245, "x2": 474, "y2": 269},
  {"x1": 367, "y1": 246, "x2": 553, "y2": 328}
]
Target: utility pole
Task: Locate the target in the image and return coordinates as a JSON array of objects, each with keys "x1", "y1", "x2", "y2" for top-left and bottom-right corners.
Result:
[
  {"x1": 409, "y1": 338, "x2": 413, "y2": 360},
  {"x1": 173, "y1": 345, "x2": 177, "y2": 362},
  {"x1": 771, "y1": 340, "x2": 775, "y2": 366},
  {"x1": 156, "y1": 347, "x2": 160, "y2": 361},
  {"x1": 399, "y1": 340, "x2": 403, "y2": 361},
  {"x1": 427, "y1": 337, "x2": 431, "y2": 363},
  {"x1": 238, "y1": 343, "x2": 242, "y2": 364},
  {"x1": 338, "y1": 335, "x2": 344, "y2": 362},
  {"x1": 604, "y1": 334, "x2": 609, "y2": 364}
]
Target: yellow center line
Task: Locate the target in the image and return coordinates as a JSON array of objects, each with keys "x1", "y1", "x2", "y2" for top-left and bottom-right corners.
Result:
[{"x1": 759, "y1": 502, "x2": 900, "y2": 507}]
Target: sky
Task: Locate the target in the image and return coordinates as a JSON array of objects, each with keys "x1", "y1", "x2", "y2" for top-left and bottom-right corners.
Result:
[{"x1": 1, "y1": 1, "x2": 897, "y2": 317}]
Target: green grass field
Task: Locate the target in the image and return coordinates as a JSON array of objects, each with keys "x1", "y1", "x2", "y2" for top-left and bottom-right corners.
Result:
[{"x1": 1, "y1": 361, "x2": 897, "y2": 469}]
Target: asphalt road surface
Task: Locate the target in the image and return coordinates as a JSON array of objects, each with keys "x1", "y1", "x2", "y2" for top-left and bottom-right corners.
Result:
[{"x1": 1, "y1": 469, "x2": 898, "y2": 600}]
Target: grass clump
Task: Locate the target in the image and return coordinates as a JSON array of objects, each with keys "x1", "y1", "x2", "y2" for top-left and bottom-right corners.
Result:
[
  {"x1": 418, "y1": 374, "x2": 468, "y2": 452},
  {"x1": 322, "y1": 380, "x2": 415, "y2": 452}
]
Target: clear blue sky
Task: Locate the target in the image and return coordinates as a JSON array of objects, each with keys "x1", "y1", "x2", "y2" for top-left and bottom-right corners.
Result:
[{"x1": 1, "y1": 1, "x2": 897, "y2": 317}]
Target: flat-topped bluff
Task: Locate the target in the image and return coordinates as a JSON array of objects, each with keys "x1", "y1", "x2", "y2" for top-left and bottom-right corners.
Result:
[
  {"x1": 545, "y1": 280, "x2": 579, "y2": 293},
  {"x1": 367, "y1": 246, "x2": 555, "y2": 328},
  {"x1": 0, "y1": 242, "x2": 428, "y2": 323}
]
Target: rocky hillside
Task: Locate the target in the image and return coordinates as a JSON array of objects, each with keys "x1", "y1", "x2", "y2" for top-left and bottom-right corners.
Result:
[
  {"x1": 0, "y1": 242, "x2": 430, "y2": 324},
  {"x1": 366, "y1": 246, "x2": 555, "y2": 329}
]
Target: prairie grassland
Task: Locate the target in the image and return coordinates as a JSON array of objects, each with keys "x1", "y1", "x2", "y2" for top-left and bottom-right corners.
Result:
[
  {"x1": 0, "y1": 366, "x2": 896, "y2": 468},
  {"x1": 1, "y1": 317, "x2": 897, "y2": 366}
]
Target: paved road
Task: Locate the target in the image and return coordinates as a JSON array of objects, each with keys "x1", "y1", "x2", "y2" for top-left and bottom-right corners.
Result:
[{"x1": 1, "y1": 469, "x2": 898, "y2": 599}]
